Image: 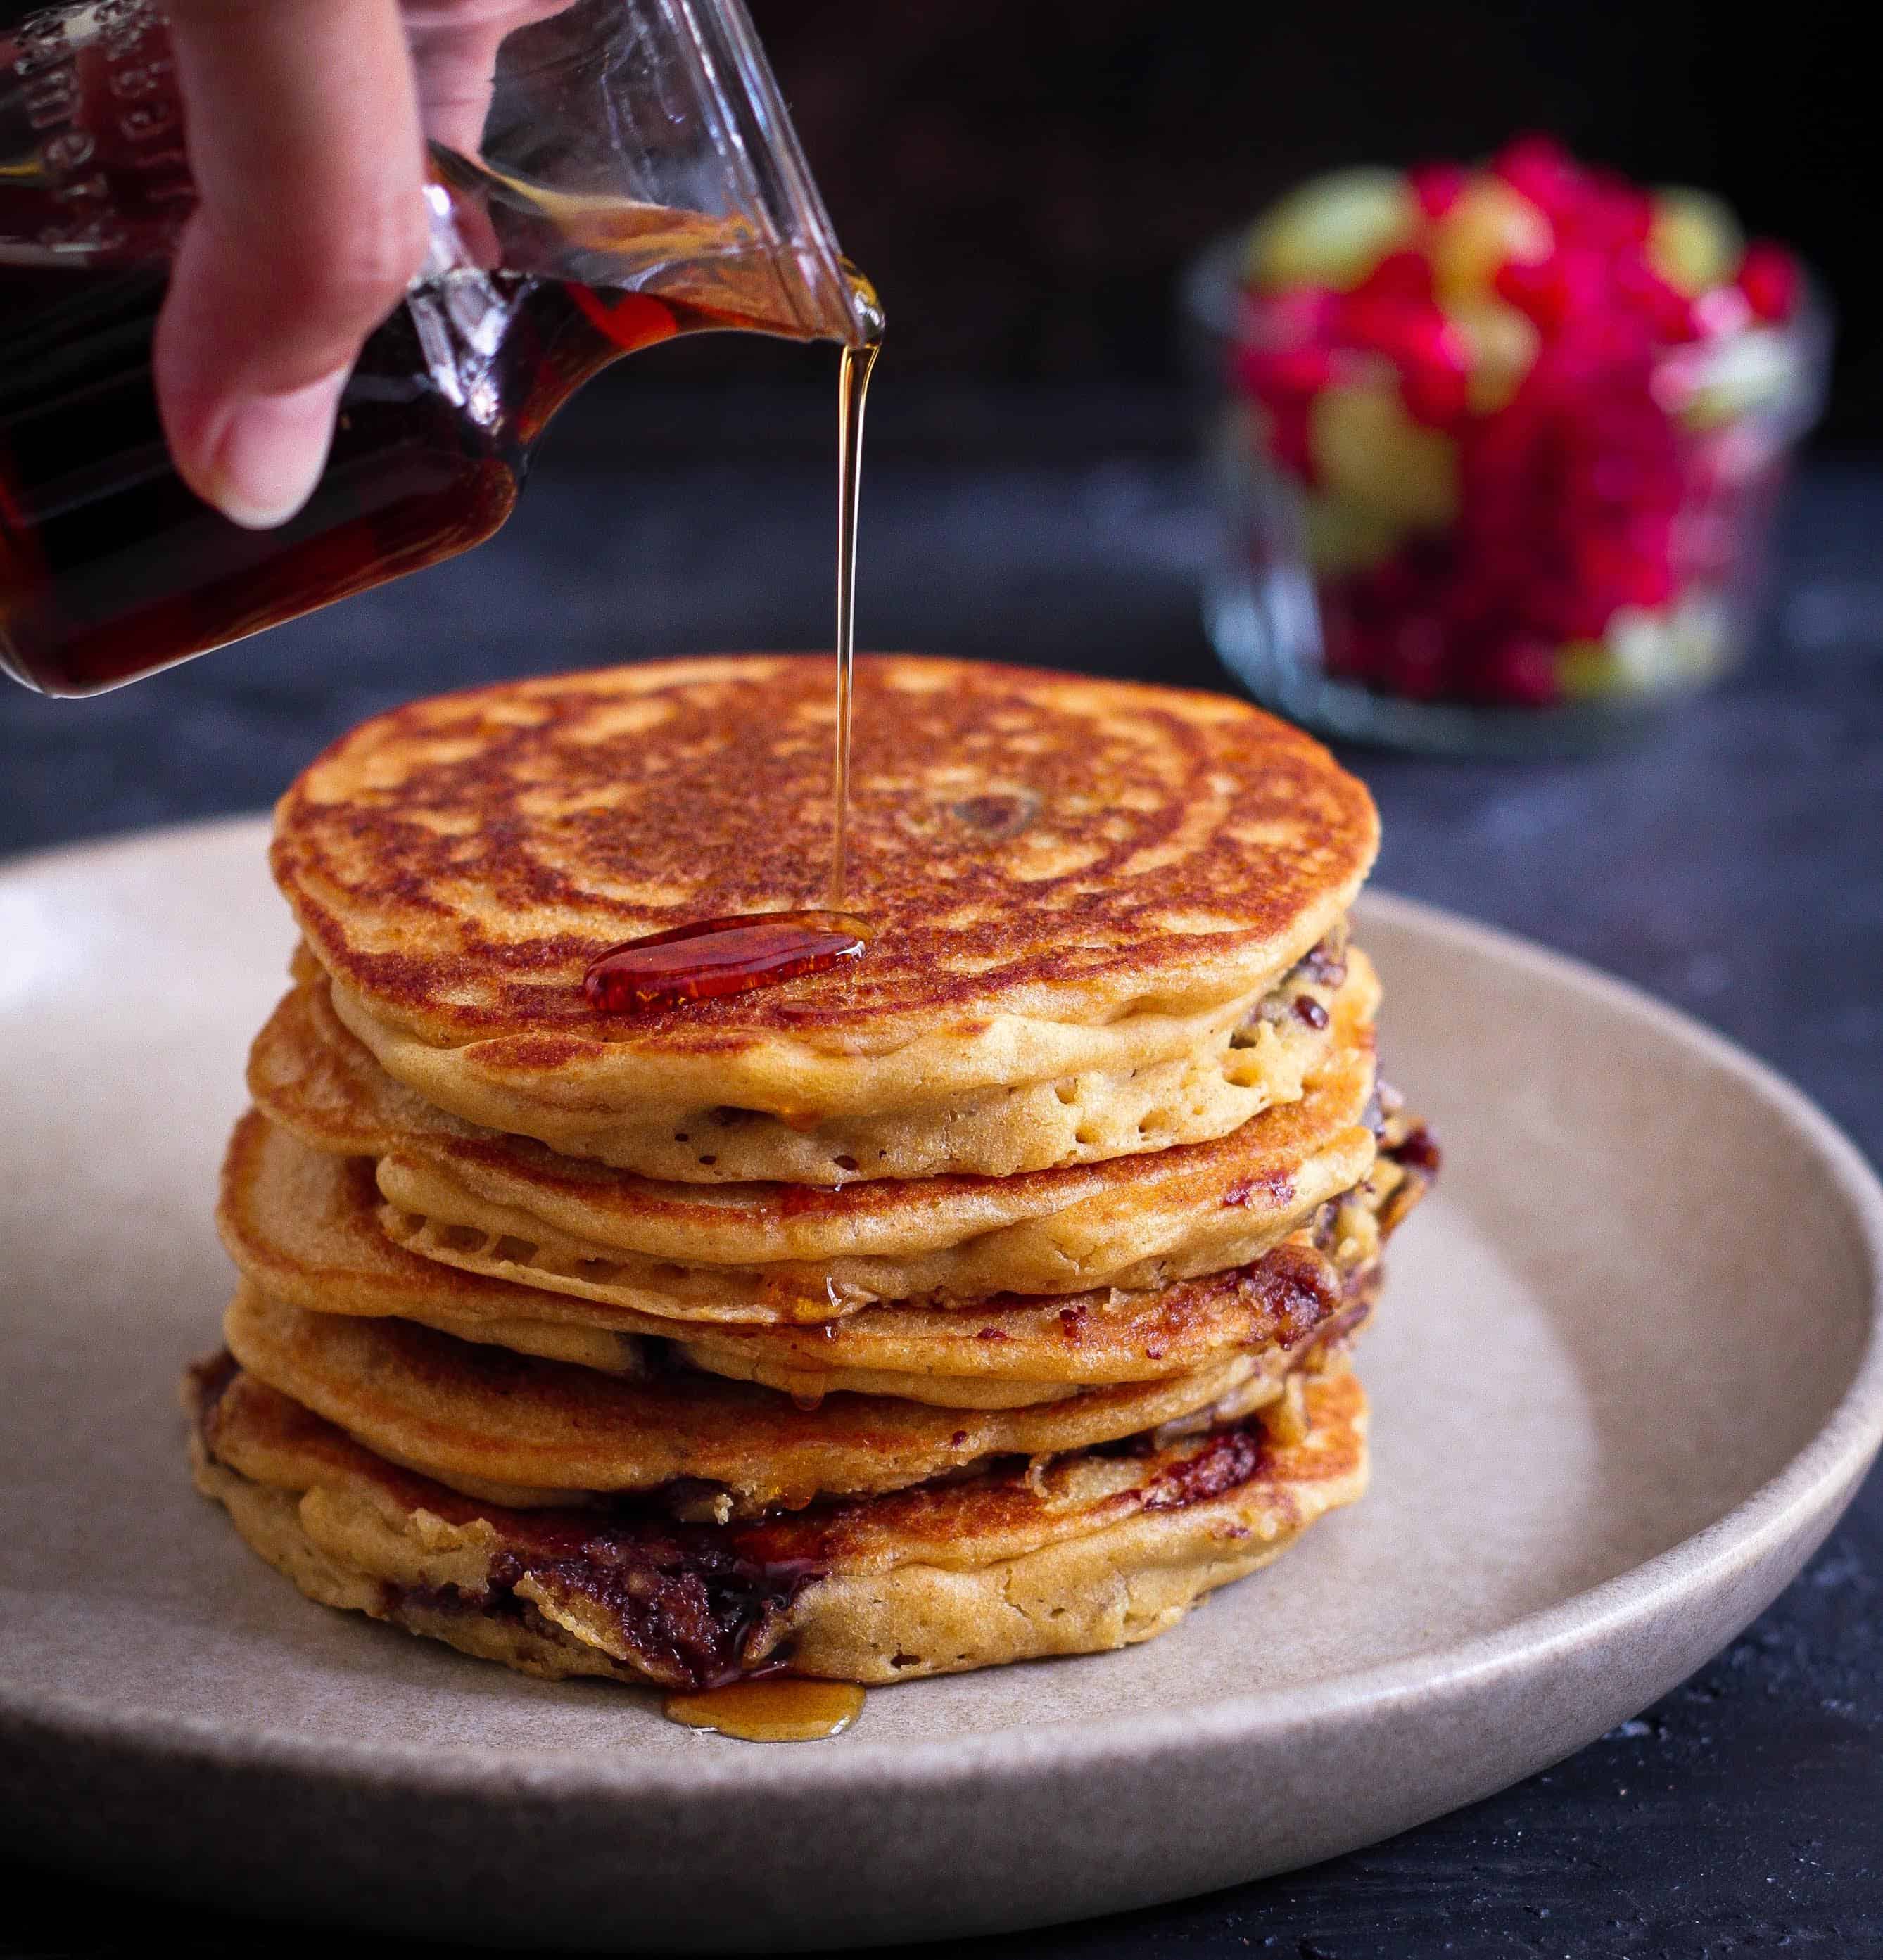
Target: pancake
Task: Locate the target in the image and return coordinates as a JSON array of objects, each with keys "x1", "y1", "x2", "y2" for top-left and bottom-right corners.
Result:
[
  {"x1": 267, "y1": 931, "x2": 1350, "y2": 1184},
  {"x1": 256, "y1": 956, "x2": 1379, "y2": 1323},
  {"x1": 222, "y1": 1285, "x2": 1324, "y2": 1515},
  {"x1": 272, "y1": 656, "x2": 1379, "y2": 1146},
  {"x1": 217, "y1": 1109, "x2": 1419, "y2": 1406},
  {"x1": 187, "y1": 1356, "x2": 1368, "y2": 1689}
]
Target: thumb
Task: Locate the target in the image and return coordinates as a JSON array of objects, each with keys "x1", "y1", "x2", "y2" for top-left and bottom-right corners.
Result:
[{"x1": 155, "y1": 0, "x2": 430, "y2": 528}]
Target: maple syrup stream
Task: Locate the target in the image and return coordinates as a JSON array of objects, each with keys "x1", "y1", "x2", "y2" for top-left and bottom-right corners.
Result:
[
  {"x1": 830, "y1": 331, "x2": 879, "y2": 912},
  {"x1": 583, "y1": 279, "x2": 882, "y2": 1017}
]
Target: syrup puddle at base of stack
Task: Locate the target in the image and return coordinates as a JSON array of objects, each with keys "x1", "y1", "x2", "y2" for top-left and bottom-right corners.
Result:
[
  {"x1": 581, "y1": 283, "x2": 882, "y2": 1015},
  {"x1": 664, "y1": 1678, "x2": 866, "y2": 1743}
]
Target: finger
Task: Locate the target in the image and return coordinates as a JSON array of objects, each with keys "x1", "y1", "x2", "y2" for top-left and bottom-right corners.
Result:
[
  {"x1": 405, "y1": 0, "x2": 581, "y2": 153},
  {"x1": 155, "y1": 0, "x2": 431, "y2": 528},
  {"x1": 406, "y1": 13, "x2": 509, "y2": 158}
]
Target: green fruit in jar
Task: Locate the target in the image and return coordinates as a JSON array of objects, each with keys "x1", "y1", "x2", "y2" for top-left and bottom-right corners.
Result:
[
  {"x1": 1310, "y1": 381, "x2": 1459, "y2": 530},
  {"x1": 1300, "y1": 490, "x2": 1405, "y2": 573},
  {"x1": 1556, "y1": 639, "x2": 1628, "y2": 700},
  {"x1": 1449, "y1": 300, "x2": 1541, "y2": 414},
  {"x1": 1243, "y1": 167, "x2": 1419, "y2": 293},
  {"x1": 1647, "y1": 186, "x2": 1744, "y2": 298},
  {"x1": 1430, "y1": 178, "x2": 1552, "y2": 305},
  {"x1": 1559, "y1": 613, "x2": 1678, "y2": 699}
]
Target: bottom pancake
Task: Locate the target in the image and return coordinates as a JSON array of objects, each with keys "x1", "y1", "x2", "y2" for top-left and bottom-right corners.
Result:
[{"x1": 186, "y1": 1356, "x2": 1367, "y2": 1691}]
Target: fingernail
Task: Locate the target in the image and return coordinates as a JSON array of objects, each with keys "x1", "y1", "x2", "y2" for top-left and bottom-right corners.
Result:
[{"x1": 203, "y1": 367, "x2": 350, "y2": 529}]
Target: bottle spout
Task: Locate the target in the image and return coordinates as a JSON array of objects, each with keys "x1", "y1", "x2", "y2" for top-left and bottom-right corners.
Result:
[
  {"x1": 423, "y1": 0, "x2": 880, "y2": 350},
  {"x1": 838, "y1": 262, "x2": 887, "y2": 350},
  {"x1": 429, "y1": 142, "x2": 880, "y2": 347},
  {"x1": 675, "y1": 0, "x2": 880, "y2": 348}
]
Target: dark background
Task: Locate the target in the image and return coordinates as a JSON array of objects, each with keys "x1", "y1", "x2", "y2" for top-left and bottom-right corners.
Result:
[
  {"x1": 4, "y1": 2, "x2": 1881, "y2": 1954},
  {"x1": 603, "y1": 0, "x2": 1879, "y2": 450}
]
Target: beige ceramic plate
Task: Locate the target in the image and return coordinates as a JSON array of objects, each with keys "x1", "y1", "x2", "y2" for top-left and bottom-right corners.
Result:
[{"x1": 1, "y1": 817, "x2": 1879, "y2": 1950}]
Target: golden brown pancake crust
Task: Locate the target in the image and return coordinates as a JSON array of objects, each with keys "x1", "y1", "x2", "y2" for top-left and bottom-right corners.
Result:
[
  {"x1": 255, "y1": 938, "x2": 1350, "y2": 1184},
  {"x1": 217, "y1": 1108, "x2": 1393, "y2": 1403},
  {"x1": 249, "y1": 955, "x2": 1380, "y2": 1319},
  {"x1": 272, "y1": 656, "x2": 1379, "y2": 1047},
  {"x1": 221, "y1": 1285, "x2": 1326, "y2": 1513},
  {"x1": 220, "y1": 1105, "x2": 1419, "y2": 1411}
]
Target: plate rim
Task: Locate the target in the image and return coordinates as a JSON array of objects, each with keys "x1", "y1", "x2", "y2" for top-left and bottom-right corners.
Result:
[{"x1": 4, "y1": 815, "x2": 1880, "y2": 1803}]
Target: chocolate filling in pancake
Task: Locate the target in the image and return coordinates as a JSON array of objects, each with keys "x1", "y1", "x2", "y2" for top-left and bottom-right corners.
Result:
[
  {"x1": 189, "y1": 1354, "x2": 816, "y2": 1690},
  {"x1": 219, "y1": 1282, "x2": 1326, "y2": 1514}
]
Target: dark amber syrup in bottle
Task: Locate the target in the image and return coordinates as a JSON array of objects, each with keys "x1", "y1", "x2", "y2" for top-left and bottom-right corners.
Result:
[{"x1": 0, "y1": 272, "x2": 797, "y2": 697}]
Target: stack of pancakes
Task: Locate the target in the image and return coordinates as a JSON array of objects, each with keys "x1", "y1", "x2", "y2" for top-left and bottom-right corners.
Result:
[{"x1": 189, "y1": 656, "x2": 1434, "y2": 1696}]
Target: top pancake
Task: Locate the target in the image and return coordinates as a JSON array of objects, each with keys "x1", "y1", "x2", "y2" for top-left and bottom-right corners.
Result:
[{"x1": 273, "y1": 656, "x2": 1378, "y2": 1121}]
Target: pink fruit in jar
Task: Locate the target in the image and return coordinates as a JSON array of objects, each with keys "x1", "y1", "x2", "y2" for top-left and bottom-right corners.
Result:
[
  {"x1": 1489, "y1": 134, "x2": 1586, "y2": 219},
  {"x1": 1246, "y1": 283, "x2": 1343, "y2": 348},
  {"x1": 1687, "y1": 283, "x2": 1754, "y2": 342},
  {"x1": 1334, "y1": 254, "x2": 1473, "y2": 426},
  {"x1": 1735, "y1": 241, "x2": 1799, "y2": 322},
  {"x1": 1234, "y1": 344, "x2": 1338, "y2": 400},
  {"x1": 1573, "y1": 172, "x2": 1655, "y2": 253},
  {"x1": 1466, "y1": 632, "x2": 1562, "y2": 707},
  {"x1": 1495, "y1": 243, "x2": 1615, "y2": 336},
  {"x1": 1372, "y1": 609, "x2": 1450, "y2": 699},
  {"x1": 1612, "y1": 248, "x2": 1701, "y2": 343},
  {"x1": 1231, "y1": 344, "x2": 1337, "y2": 483},
  {"x1": 1228, "y1": 141, "x2": 1810, "y2": 711},
  {"x1": 1340, "y1": 248, "x2": 1435, "y2": 311},
  {"x1": 1253, "y1": 394, "x2": 1317, "y2": 483},
  {"x1": 1409, "y1": 161, "x2": 1467, "y2": 219}
]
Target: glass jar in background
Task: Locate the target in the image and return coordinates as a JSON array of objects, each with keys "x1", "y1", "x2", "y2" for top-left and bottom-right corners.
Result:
[{"x1": 1181, "y1": 143, "x2": 1830, "y2": 754}]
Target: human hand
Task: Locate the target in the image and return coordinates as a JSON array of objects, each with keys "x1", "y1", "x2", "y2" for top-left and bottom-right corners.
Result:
[{"x1": 153, "y1": 0, "x2": 565, "y2": 531}]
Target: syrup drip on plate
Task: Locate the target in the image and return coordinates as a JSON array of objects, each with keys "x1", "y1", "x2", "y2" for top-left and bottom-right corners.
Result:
[
  {"x1": 664, "y1": 1677, "x2": 866, "y2": 1743},
  {"x1": 583, "y1": 272, "x2": 883, "y2": 1014}
]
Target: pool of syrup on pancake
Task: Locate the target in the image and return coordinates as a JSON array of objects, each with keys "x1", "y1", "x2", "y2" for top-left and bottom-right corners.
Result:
[{"x1": 584, "y1": 910, "x2": 870, "y2": 1012}]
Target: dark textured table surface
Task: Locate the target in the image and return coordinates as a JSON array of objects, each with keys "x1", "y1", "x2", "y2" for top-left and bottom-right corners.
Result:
[{"x1": 4, "y1": 384, "x2": 1880, "y2": 1959}]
